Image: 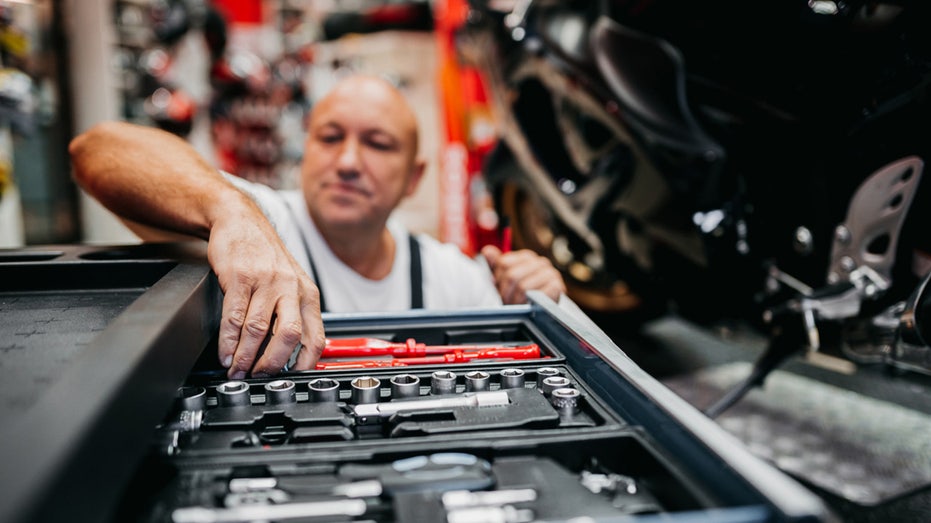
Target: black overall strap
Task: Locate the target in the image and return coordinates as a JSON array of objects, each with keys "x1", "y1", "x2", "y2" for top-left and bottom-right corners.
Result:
[
  {"x1": 280, "y1": 193, "x2": 423, "y2": 311},
  {"x1": 409, "y1": 234, "x2": 423, "y2": 309},
  {"x1": 281, "y1": 197, "x2": 328, "y2": 312}
]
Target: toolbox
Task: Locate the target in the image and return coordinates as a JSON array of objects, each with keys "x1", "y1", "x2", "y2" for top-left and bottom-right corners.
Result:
[{"x1": 0, "y1": 244, "x2": 833, "y2": 522}]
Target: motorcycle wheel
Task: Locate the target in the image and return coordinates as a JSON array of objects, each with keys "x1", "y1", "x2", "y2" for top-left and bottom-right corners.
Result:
[{"x1": 496, "y1": 179, "x2": 644, "y2": 314}]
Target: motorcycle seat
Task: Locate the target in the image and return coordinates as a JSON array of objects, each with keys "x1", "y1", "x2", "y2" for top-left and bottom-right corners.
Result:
[{"x1": 590, "y1": 16, "x2": 722, "y2": 161}]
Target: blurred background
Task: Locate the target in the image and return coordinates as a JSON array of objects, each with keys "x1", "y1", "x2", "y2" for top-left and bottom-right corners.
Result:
[{"x1": 0, "y1": 0, "x2": 493, "y2": 253}]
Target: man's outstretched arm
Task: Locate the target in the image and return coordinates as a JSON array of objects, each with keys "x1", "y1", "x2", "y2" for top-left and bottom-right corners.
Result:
[{"x1": 69, "y1": 121, "x2": 324, "y2": 376}]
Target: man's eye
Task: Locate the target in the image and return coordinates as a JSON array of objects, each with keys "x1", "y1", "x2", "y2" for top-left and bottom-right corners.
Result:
[
  {"x1": 366, "y1": 139, "x2": 395, "y2": 151},
  {"x1": 318, "y1": 134, "x2": 342, "y2": 144}
]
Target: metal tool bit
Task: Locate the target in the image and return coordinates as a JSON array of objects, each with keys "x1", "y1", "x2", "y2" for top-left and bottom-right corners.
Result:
[
  {"x1": 350, "y1": 376, "x2": 381, "y2": 404},
  {"x1": 353, "y1": 390, "x2": 510, "y2": 421},
  {"x1": 169, "y1": 386, "x2": 206, "y2": 432},
  {"x1": 307, "y1": 378, "x2": 340, "y2": 403},
  {"x1": 446, "y1": 505, "x2": 535, "y2": 523},
  {"x1": 339, "y1": 453, "x2": 494, "y2": 494},
  {"x1": 223, "y1": 488, "x2": 289, "y2": 508},
  {"x1": 431, "y1": 370, "x2": 457, "y2": 395},
  {"x1": 442, "y1": 488, "x2": 538, "y2": 508},
  {"x1": 176, "y1": 386, "x2": 206, "y2": 411},
  {"x1": 550, "y1": 387, "x2": 581, "y2": 414},
  {"x1": 171, "y1": 498, "x2": 367, "y2": 523},
  {"x1": 540, "y1": 376, "x2": 571, "y2": 397},
  {"x1": 216, "y1": 381, "x2": 251, "y2": 407},
  {"x1": 264, "y1": 379, "x2": 296, "y2": 405},
  {"x1": 390, "y1": 373, "x2": 421, "y2": 399},
  {"x1": 464, "y1": 370, "x2": 491, "y2": 392},
  {"x1": 228, "y1": 477, "x2": 277, "y2": 493},
  {"x1": 499, "y1": 368, "x2": 525, "y2": 389}
]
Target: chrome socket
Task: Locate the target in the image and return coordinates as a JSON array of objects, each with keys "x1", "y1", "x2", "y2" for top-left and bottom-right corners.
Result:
[
  {"x1": 464, "y1": 371, "x2": 491, "y2": 392},
  {"x1": 308, "y1": 378, "x2": 340, "y2": 403},
  {"x1": 541, "y1": 376, "x2": 571, "y2": 397},
  {"x1": 390, "y1": 374, "x2": 421, "y2": 399},
  {"x1": 499, "y1": 368, "x2": 525, "y2": 389},
  {"x1": 265, "y1": 379, "x2": 297, "y2": 405},
  {"x1": 176, "y1": 386, "x2": 206, "y2": 411},
  {"x1": 550, "y1": 387, "x2": 581, "y2": 414},
  {"x1": 350, "y1": 376, "x2": 381, "y2": 404},
  {"x1": 216, "y1": 381, "x2": 251, "y2": 407},
  {"x1": 431, "y1": 370, "x2": 457, "y2": 395},
  {"x1": 536, "y1": 367, "x2": 561, "y2": 379}
]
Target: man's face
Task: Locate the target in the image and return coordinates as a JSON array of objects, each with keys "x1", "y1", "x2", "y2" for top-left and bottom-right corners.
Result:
[{"x1": 301, "y1": 78, "x2": 423, "y2": 234}]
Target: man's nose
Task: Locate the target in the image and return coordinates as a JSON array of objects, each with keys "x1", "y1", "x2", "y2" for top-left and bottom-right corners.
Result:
[{"x1": 336, "y1": 137, "x2": 362, "y2": 176}]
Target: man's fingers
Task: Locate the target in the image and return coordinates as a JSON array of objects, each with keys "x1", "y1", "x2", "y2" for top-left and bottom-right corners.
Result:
[
  {"x1": 218, "y1": 283, "x2": 251, "y2": 370},
  {"x1": 492, "y1": 250, "x2": 565, "y2": 304},
  {"x1": 512, "y1": 269, "x2": 561, "y2": 303},
  {"x1": 495, "y1": 253, "x2": 539, "y2": 304},
  {"x1": 294, "y1": 285, "x2": 325, "y2": 370},
  {"x1": 481, "y1": 245, "x2": 502, "y2": 268},
  {"x1": 227, "y1": 291, "x2": 275, "y2": 379},
  {"x1": 252, "y1": 296, "x2": 303, "y2": 376}
]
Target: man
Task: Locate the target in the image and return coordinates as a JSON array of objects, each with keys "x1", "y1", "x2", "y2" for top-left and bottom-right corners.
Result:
[{"x1": 69, "y1": 74, "x2": 566, "y2": 379}]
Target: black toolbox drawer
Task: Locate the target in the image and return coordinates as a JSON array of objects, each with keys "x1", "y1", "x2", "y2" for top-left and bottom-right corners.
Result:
[{"x1": 0, "y1": 244, "x2": 833, "y2": 523}]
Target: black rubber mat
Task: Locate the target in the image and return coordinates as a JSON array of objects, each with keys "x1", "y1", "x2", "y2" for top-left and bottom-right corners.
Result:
[
  {"x1": 663, "y1": 362, "x2": 931, "y2": 506},
  {"x1": 0, "y1": 290, "x2": 140, "y2": 415}
]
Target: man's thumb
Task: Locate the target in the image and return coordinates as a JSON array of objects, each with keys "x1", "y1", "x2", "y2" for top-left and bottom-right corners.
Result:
[{"x1": 481, "y1": 244, "x2": 502, "y2": 267}]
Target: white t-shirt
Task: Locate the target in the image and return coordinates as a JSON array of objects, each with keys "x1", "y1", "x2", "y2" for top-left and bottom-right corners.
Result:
[{"x1": 225, "y1": 174, "x2": 503, "y2": 313}]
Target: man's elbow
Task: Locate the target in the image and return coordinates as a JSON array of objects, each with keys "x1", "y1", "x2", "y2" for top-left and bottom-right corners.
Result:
[
  {"x1": 69, "y1": 121, "x2": 124, "y2": 188},
  {"x1": 69, "y1": 121, "x2": 122, "y2": 158}
]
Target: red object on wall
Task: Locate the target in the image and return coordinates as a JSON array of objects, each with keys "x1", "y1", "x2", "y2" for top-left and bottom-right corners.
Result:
[
  {"x1": 434, "y1": 0, "x2": 501, "y2": 256},
  {"x1": 211, "y1": 0, "x2": 263, "y2": 25}
]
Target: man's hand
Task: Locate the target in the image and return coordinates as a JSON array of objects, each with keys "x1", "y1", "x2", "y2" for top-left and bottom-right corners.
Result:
[
  {"x1": 208, "y1": 211, "x2": 325, "y2": 379},
  {"x1": 481, "y1": 245, "x2": 566, "y2": 304}
]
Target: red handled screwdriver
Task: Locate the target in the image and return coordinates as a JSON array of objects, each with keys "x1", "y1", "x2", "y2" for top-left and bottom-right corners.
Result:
[
  {"x1": 322, "y1": 338, "x2": 540, "y2": 358},
  {"x1": 316, "y1": 346, "x2": 541, "y2": 370}
]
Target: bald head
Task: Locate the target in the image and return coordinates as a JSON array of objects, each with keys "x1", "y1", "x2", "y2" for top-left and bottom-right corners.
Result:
[
  {"x1": 300, "y1": 74, "x2": 428, "y2": 239},
  {"x1": 311, "y1": 75, "x2": 420, "y2": 157}
]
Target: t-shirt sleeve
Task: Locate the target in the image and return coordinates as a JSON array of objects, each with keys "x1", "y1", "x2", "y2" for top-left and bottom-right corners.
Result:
[{"x1": 220, "y1": 172, "x2": 291, "y2": 231}]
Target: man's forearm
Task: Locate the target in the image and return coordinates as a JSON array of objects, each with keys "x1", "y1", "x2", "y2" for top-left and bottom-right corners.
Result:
[
  {"x1": 69, "y1": 121, "x2": 255, "y2": 239},
  {"x1": 70, "y1": 120, "x2": 325, "y2": 377}
]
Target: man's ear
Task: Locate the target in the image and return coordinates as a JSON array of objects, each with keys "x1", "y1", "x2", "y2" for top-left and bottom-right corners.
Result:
[{"x1": 404, "y1": 159, "x2": 427, "y2": 197}]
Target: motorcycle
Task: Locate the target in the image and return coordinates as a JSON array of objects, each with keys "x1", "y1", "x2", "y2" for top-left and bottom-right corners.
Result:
[{"x1": 459, "y1": 0, "x2": 931, "y2": 413}]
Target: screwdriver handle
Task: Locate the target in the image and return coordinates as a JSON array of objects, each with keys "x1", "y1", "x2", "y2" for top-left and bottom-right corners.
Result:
[
  {"x1": 315, "y1": 346, "x2": 541, "y2": 370},
  {"x1": 322, "y1": 340, "x2": 541, "y2": 358}
]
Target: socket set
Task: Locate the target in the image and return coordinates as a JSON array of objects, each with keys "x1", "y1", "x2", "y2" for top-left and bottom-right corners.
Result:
[
  {"x1": 156, "y1": 365, "x2": 605, "y2": 453},
  {"x1": 117, "y1": 298, "x2": 831, "y2": 523}
]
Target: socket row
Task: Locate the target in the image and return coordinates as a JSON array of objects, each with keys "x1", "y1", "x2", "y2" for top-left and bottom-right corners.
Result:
[{"x1": 177, "y1": 367, "x2": 580, "y2": 411}]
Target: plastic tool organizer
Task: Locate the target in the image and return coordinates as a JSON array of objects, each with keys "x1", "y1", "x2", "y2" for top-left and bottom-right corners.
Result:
[{"x1": 129, "y1": 298, "x2": 832, "y2": 523}]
